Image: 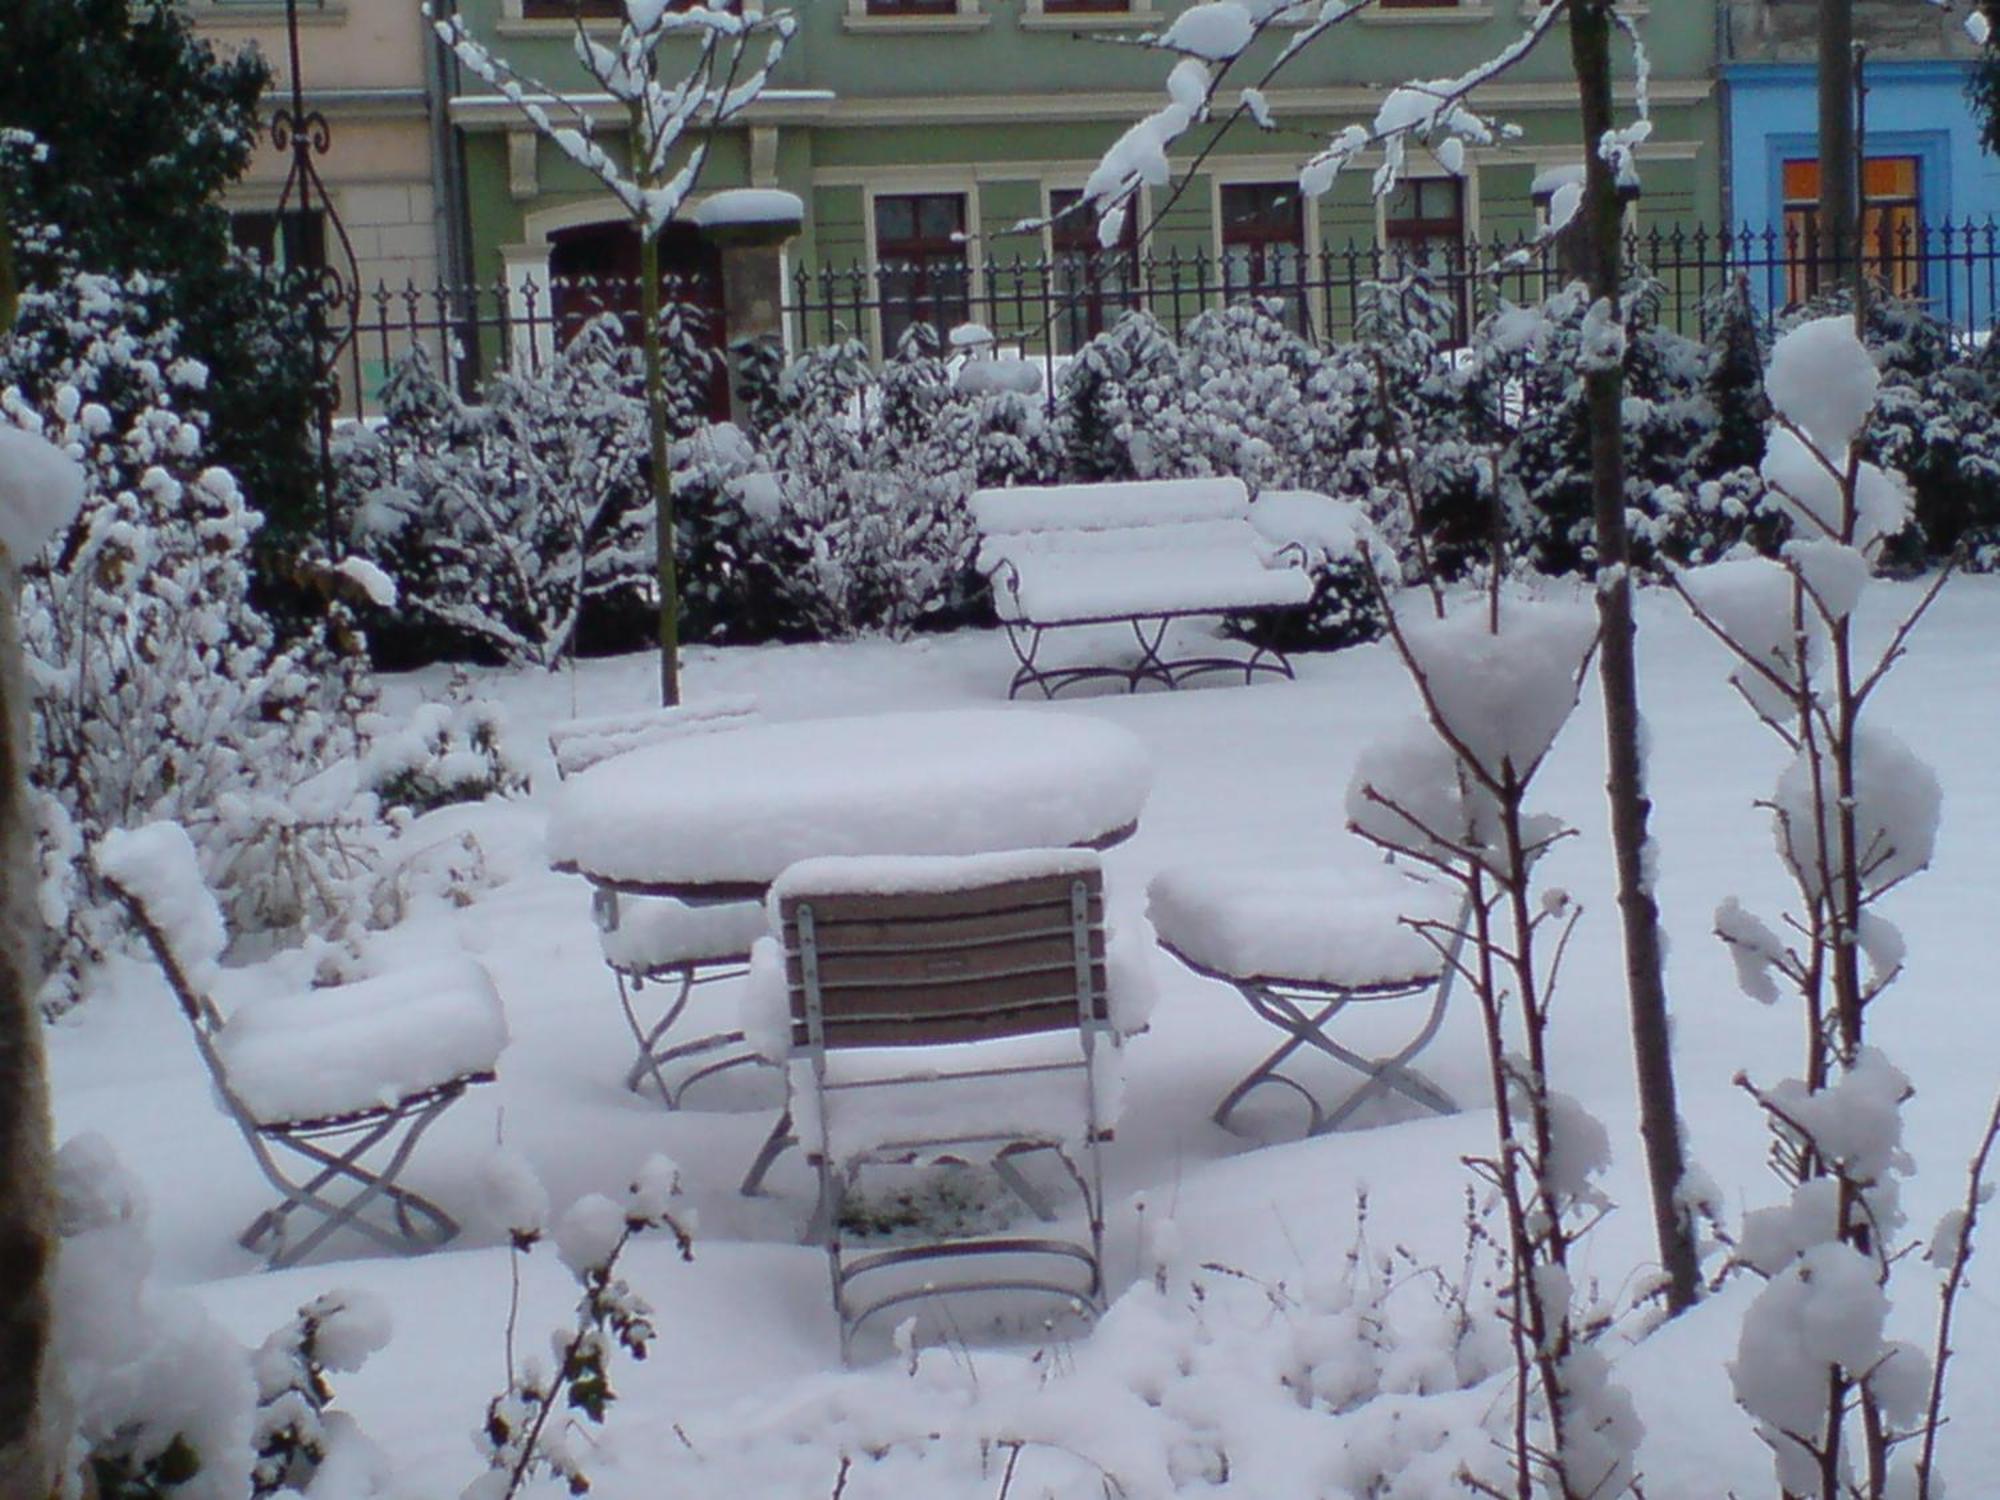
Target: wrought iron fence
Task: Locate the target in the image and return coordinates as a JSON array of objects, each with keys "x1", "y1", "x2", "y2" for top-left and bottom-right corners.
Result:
[{"x1": 327, "y1": 218, "x2": 2000, "y2": 423}]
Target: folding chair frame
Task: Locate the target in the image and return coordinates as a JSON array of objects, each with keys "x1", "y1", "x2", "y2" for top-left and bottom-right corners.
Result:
[
  {"x1": 782, "y1": 869, "x2": 1113, "y2": 1362},
  {"x1": 1164, "y1": 896, "x2": 1470, "y2": 1139},
  {"x1": 108, "y1": 876, "x2": 491, "y2": 1269}
]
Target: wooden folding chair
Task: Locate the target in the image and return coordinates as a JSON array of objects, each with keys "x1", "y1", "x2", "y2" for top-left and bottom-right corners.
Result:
[
  {"x1": 769, "y1": 850, "x2": 1123, "y2": 1361},
  {"x1": 100, "y1": 823, "x2": 506, "y2": 1269},
  {"x1": 1148, "y1": 862, "x2": 1469, "y2": 1138},
  {"x1": 553, "y1": 695, "x2": 769, "y2": 1103}
]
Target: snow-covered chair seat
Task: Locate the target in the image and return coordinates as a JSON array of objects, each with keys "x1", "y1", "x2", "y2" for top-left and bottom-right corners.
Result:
[
  {"x1": 970, "y1": 477, "x2": 1315, "y2": 698},
  {"x1": 593, "y1": 891, "x2": 770, "y2": 1106},
  {"x1": 741, "y1": 849, "x2": 1154, "y2": 1359},
  {"x1": 552, "y1": 693, "x2": 767, "y2": 1103},
  {"x1": 548, "y1": 693, "x2": 758, "y2": 780},
  {"x1": 1148, "y1": 861, "x2": 1464, "y2": 1137},
  {"x1": 97, "y1": 822, "x2": 507, "y2": 1270}
]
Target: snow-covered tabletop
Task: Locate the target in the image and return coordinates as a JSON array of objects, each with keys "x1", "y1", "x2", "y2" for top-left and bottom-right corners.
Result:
[{"x1": 547, "y1": 708, "x2": 1154, "y2": 897}]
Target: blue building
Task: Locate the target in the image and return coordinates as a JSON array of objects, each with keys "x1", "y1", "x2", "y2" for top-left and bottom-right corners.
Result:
[{"x1": 1720, "y1": 2, "x2": 1999, "y2": 330}]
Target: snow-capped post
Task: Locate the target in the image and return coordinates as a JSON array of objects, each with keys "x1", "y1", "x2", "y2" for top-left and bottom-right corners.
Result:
[
  {"x1": 1074, "y1": 0, "x2": 1703, "y2": 1318},
  {"x1": 689, "y1": 188, "x2": 803, "y2": 429},
  {"x1": 1347, "y1": 599, "x2": 1641, "y2": 1500},
  {"x1": 1568, "y1": 0, "x2": 1703, "y2": 1318},
  {"x1": 428, "y1": 0, "x2": 798, "y2": 706},
  {"x1": 1674, "y1": 315, "x2": 1977, "y2": 1500},
  {"x1": 0, "y1": 424, "x2": 84, "y2": 1500}
]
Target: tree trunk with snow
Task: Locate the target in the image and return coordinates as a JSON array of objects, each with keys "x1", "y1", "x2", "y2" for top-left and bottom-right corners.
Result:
[
  {"x1": 0, "y1": 570, "x2": 63, "y2": 1500},
  {"x1": 641, "y1": 221, "x2": 681, "y2": 707},
  {"x1": 0, "y1": 392, "x2": 64, "y2": 1500},
  {"x1": 1568, "y1": 0, "x2": 1702, "y2": 1317}
]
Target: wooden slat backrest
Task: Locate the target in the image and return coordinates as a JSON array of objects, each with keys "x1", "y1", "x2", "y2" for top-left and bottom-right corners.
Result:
[{"x1": 783, "y1": 870, "x2": 1108, "y2": 1050}]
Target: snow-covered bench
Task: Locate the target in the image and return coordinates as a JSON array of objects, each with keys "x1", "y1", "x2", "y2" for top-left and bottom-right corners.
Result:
[
  {"x1": 1148, "y1": 861, "x2": 1463, "y2": 1137},
  {"x1": 970, "y1": 477, "x2": 1315, "y2": 699}
]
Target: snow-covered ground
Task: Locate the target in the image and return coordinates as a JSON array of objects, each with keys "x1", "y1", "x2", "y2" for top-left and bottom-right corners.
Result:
[{"x1": 47, "y1": 577, "x2": 2000, "y2": 1498}]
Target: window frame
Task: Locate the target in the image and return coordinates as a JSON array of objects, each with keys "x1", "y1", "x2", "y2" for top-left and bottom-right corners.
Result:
[
  {"x1": 1216, "y1": 178, "x2": 1312, "y2": 335},
  {"x1": 1046, "y1": 185, "x2": 1145, "y2": 353},
  {"x1": 871, "y1": 188, "x2": 975, "y2": 357},
  {"x1": 1780, "y1": 153, "x2": 1925, "y2": 305}
]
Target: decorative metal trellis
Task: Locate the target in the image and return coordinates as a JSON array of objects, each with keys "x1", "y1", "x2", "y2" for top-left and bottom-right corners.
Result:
[{"x1": 272, "y1": 0, "x2": 363, "y2": 553}]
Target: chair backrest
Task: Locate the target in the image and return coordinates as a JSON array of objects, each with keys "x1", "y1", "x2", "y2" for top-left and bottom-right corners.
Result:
[
  {"x1": 96, "y1": 822, "x2": 230, "y2": 1039},
  {"x1": 777, "y1": 861, "x2": 1108, "y2": 1057}
]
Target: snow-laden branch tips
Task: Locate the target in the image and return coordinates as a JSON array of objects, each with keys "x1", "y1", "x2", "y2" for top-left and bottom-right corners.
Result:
[{"x1": 425, "y1": 0, "x2": 795, "y2": 239}]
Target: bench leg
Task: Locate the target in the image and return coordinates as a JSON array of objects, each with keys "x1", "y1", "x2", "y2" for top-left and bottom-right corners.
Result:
[{"x1": 1002, "y1": 621, "x2": 1053, "y2": 701}]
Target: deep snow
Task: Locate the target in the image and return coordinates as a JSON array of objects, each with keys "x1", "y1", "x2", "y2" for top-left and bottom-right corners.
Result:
[{"x1": 46, "y1": 577, "x2": 2000, "y2": 1498}]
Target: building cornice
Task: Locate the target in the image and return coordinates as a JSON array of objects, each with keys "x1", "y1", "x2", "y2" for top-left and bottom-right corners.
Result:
[
  {"x1": 448, "y1": 88, "x2": 837, "y2": 129},
  {"x1": 449, "y1": 76, "x2": 1709, "y2": 132},
  {"x1": 814, "y1": 76, "x2": 1710, "y2": 126}
]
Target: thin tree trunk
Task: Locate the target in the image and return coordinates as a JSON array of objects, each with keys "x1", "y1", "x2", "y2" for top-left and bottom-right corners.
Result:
[
  {"x1": 640, "y1": 224, "x2": 681, "y2": 707},
  {"x1": 1568, "y1": 0, "x2": 1702, "y2": 1316},
  {"x1": 0, "y1": 570, "x2": 62, "y2": 1500},
  {"x1": 1, "y1": 196, "x2": 66, "y2": 1500},
  {"x1": 1818, "y1": 0, "x2": 1858, "y2": 297}
]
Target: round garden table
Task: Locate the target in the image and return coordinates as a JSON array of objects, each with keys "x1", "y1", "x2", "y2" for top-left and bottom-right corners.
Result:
[{"x1": 547, "y1": 706, "x2": 1153, "y2": 901}]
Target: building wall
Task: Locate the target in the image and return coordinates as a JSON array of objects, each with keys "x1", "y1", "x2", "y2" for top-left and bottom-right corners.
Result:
[
  {"x1": 188, "y1": 0, "x2": 449, "y2": 402},
  {"x1": 445, "y1": 1, "x2": 1722, "y2": 357},
  {"x1": 1718, "y1": 0, "x2": 1999, "y2": 327}
]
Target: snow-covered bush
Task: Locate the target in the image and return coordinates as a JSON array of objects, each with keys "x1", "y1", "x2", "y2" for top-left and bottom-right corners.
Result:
[
  {"x1": 53, "y1": 1134, "x2": 389, "y2": 1500},
  {"x1": 1678, "y1": 315, "x2": 1987, "y2": 1498},
  {"x1": 336, "y1": 316, "x2": 658, "y2": 669},
  {"x1": 1347, "y1": 597, "x2": 1642, "y2": 1500},
  {"x1": 1, "y1": 271, "x2": 372, "y2": 1009},
  {"x1": 1860, "y1": 301, "x2": 2000, "y2": 568},
  {"x1": 597, "y1": 325, "x2": 1003, "y2": 646},
  {"x1": 1054, "y1": 300, "x2": 1360, "y2": 495},
  {"x1": 1485, "y1": 280, "x2": 1767, "y2": 576},
  {"x1": 470, "y1": 1152, "x2": 693, "y2": 1500},
  {"x1": 358, "y1": 686, "x2": 529, "y2": 819}
]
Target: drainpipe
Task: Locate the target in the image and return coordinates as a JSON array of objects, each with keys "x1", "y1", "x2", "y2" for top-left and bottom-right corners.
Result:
[{"x1": 424, "y1": 0, "x2": 479, "y2": 389}]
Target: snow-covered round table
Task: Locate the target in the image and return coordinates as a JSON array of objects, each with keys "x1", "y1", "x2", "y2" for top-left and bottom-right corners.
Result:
[
  {"x1": 549, "y1": 707, "x2": 1154, "y2": 1188},
  {"x1": 548, "y1": 707, "x2": 1154, "y2": 900}
]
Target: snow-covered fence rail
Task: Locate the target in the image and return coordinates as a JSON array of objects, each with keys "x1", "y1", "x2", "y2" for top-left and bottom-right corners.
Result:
[{"x1": 322, "y1": 218, "x2": 1999, "y2": 422}]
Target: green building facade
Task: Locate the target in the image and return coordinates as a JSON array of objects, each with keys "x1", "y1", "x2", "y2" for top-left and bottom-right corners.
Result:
[{"x1": 442, "y1": 0, "x2": 1721, "y2": 363}]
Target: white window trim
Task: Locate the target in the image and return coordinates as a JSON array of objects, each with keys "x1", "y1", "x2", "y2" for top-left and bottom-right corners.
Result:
[
  {"x1": 1209, "y1": 165, "x2": 1322, "y2": 313},
  {"x1": 842, "y1": 0, "x2": 991, "y2": 33},
  {"x1": 1355, "y1": 2, "x2": 1496, "y2": 25},
  {"x1": 195, "y1": 0, "x2": 348, "y2": 25},
  {"x1": 862, "y1": 176, "x2": 985, "y2": 360},
  {"x1": 1517, "y1": 0, "x2": 1648, "y2": 16},
  {"x1": 1019, "y1": 0, "x2": 1158, "y2": 32},
  {"x1": 499, "y1": 0, "x2": 764, "y2": 36},
  {"x1": 1373, "y1": 165, "x2": 1481, "y2": 247}
]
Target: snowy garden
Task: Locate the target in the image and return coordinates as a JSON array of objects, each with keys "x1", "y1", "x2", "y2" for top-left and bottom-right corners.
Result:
[
  {"x1": 9, "y1": 287, "x2": 2000, "y2": 1496},
  {"x1": 10, "y1": 0, "x2": 2000, "y2": 1497}
]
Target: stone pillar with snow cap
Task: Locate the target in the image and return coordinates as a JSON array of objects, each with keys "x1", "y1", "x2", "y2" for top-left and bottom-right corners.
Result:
[
  {"x1": 690, "y1": 189, "x2": 804, "y2": 427},
  {"x1": 0, "y1": 425, "x2": 85, "y2": 1500}
]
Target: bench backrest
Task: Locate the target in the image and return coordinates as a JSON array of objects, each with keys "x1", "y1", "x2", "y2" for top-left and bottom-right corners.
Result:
[
  {"x1": 970, "y1": 477, "x2": 1250, "y2": 540},
  {"x1": 779, "y1": 866, "x2": 1108, "y2": 1054}
]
